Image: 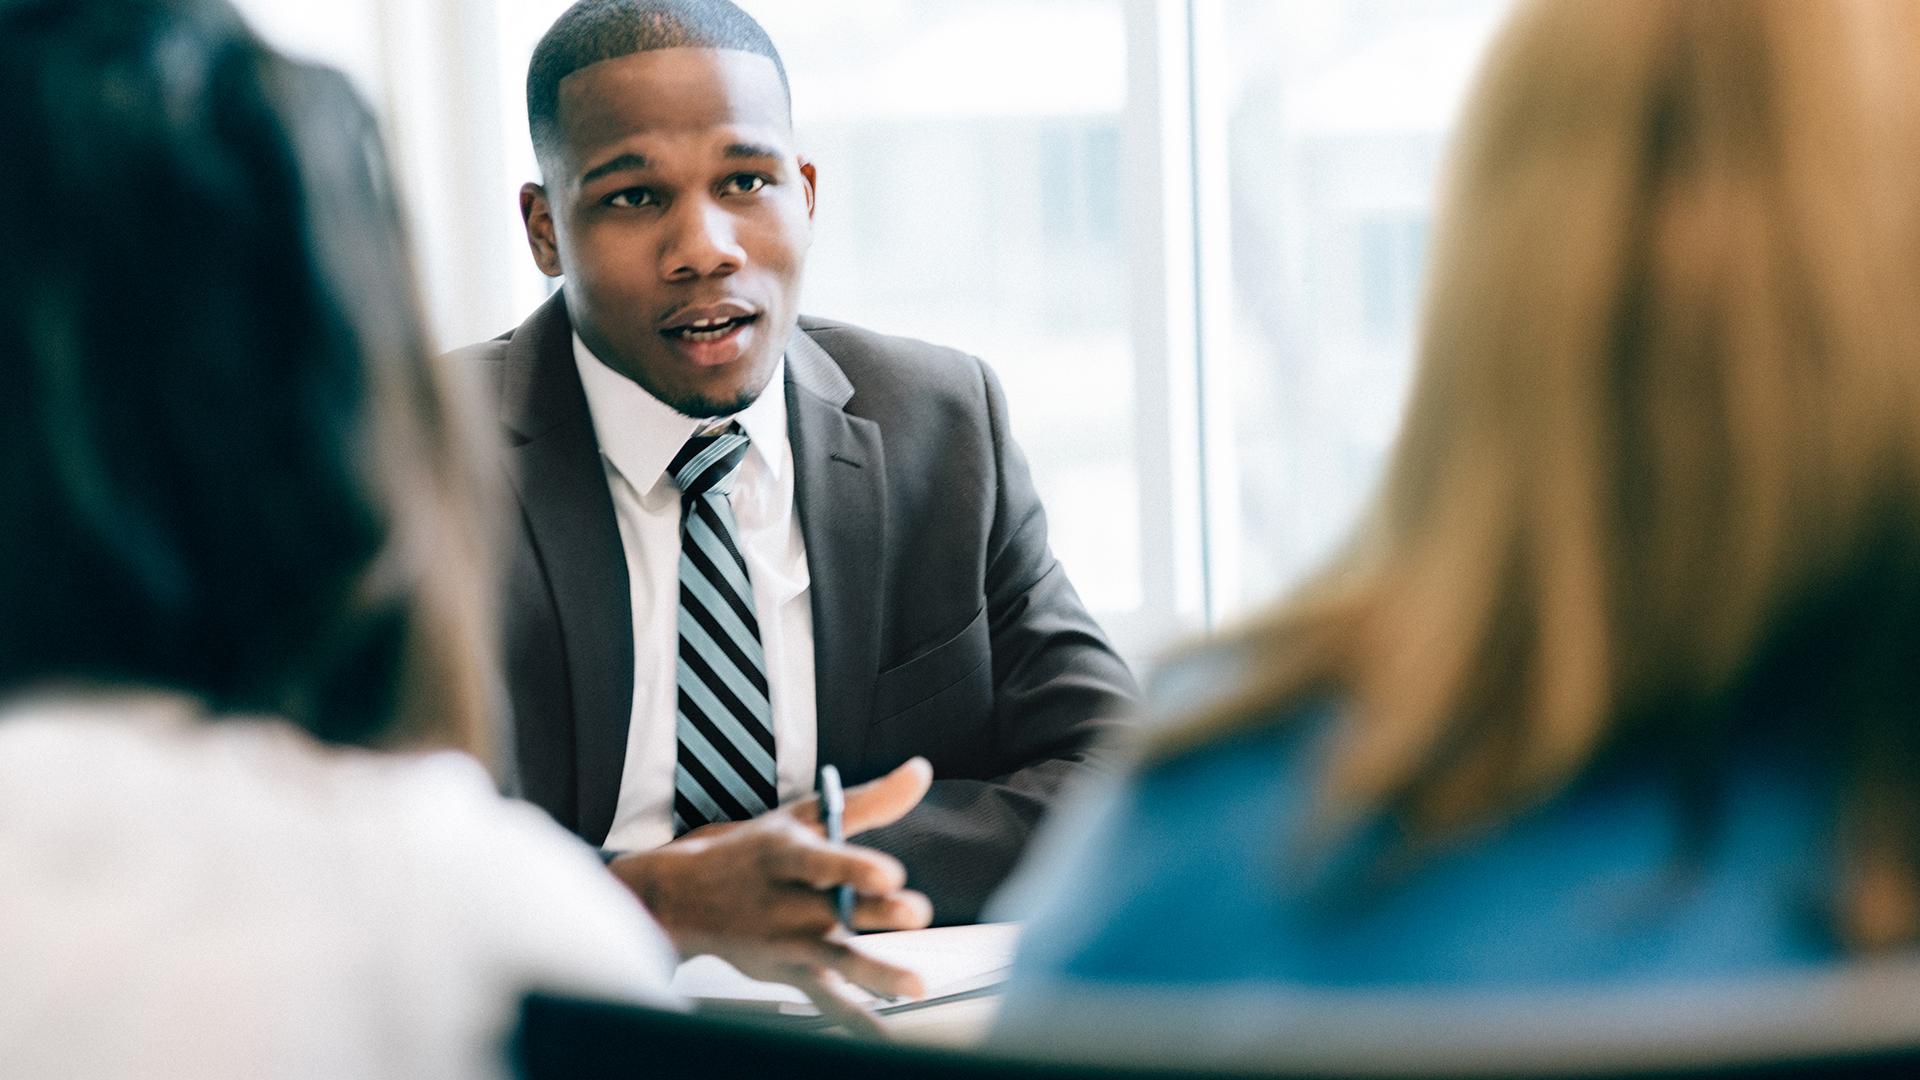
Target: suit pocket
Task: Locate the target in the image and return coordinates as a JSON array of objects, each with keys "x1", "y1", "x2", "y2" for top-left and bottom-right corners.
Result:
[{"x1": 871, "y1": 606, "x2": 989, "y2": 723}]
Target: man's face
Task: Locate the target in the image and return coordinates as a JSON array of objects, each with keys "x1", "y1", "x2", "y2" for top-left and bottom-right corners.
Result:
[{"x1": 522, "y1": 48, "x2": 815, "y2": 416}]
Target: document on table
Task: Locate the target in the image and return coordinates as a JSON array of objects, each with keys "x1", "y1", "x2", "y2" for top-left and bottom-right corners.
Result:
[{"x1": 669, "y1": 922, "x2": 1020, "y2": 1018}]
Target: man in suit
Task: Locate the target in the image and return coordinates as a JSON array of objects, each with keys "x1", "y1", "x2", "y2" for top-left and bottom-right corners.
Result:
[{"x1": 451, "y1": 0, "x2": 1135, "y2": 1018}]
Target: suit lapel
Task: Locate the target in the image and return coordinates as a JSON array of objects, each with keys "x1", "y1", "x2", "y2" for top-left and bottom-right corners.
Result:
[
  {"x1": 501, "y1": 293, "x2": 632, "y2": 844},
  {"x1": 786, "y1": 330, "x2": 887, "y2": 776}
]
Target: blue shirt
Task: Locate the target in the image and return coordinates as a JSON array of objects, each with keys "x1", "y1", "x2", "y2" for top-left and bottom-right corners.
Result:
[{"x1": 1001, "y1": 704, "x2": 1842, "y2": 998}]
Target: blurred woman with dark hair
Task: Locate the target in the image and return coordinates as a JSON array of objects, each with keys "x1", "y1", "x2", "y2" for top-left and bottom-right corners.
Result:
[
  {"x1": 999, "y1": 0, "x2": 1920, "y2": 1066},
  {"x1": 0, "y1": 0, "x2": 672, "y2": 1074}
]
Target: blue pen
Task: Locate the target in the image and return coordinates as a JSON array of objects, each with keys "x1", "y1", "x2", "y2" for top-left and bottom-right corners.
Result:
[{"x1": 817, "y1": 764, "x2": 856, "y2": 929}]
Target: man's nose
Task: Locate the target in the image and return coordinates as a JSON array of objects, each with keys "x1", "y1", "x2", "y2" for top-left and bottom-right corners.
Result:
[{"x1": 660, "y1": 200, "x2": 745, "y2": 280}]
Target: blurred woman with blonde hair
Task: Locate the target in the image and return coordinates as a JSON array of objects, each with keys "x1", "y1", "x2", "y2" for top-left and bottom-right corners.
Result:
[{"x1": 999, "y1": 0, "x2": 1920, "y2": 1064}]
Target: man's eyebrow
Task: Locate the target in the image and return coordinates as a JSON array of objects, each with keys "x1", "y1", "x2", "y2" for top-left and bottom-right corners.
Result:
[
  {"x1": 579, "y1": 152, "x2": 650, "y2": 185},
  {"x1": 724, "y1": 142, "x2": 783, "y2": 161}
]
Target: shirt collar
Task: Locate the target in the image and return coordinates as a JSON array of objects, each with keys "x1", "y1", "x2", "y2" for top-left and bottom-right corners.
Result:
[{"x1": 572, "y1": 334, "x2": 789, "y2": 498}]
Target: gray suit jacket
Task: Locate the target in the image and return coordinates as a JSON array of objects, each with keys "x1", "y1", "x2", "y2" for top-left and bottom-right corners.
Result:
[{"x1": 452, "y1": 292, "x2": 1136, "y2": 923}]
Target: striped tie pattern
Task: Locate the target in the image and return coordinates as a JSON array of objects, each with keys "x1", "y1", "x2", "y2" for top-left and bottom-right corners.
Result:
[{"x1": 667, "y1": 425, "x2": 777, "y2": 835}]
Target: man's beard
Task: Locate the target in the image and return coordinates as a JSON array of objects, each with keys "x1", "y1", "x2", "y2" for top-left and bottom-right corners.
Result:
[
  {"x1": 624, "y1": 357, "x2": 778, "y2": 419},
  {"x1": 664, "y1": 387, "x2": 763, "y2": 418}
]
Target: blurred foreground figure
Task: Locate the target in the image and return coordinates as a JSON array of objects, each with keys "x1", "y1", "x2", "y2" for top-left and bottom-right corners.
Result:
[
  {"x1": 0, "y1": 1, "x2": 673, "y2": 1076},
  {"x1": 998, "y1": 0, "x2": 1920, "y2": 1065}
]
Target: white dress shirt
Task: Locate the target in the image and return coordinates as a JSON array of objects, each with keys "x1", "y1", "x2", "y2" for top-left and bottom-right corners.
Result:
[
  {"x1": 0, "y1": 692, "x2": 676, "y2": 1080},
  {"x1": 573, "y1": 335, "x2": 818, "y2": 853}
]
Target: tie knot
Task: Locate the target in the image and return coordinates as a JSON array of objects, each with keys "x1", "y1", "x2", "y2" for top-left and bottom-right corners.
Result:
[{"x1": 668, "y1": 425, "x2": 750, "y2": 497}]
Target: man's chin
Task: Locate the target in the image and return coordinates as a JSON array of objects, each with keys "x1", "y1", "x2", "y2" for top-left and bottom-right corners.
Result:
[
  {"x1": 625, "y1": 355, "x2": 780, "y2": 419},
  {"x1": 666, "y1": 387, "x2": 762, "y2": 419},
  {"x1": 656, "y1": 367, "x2": 778, "y2": 419}
]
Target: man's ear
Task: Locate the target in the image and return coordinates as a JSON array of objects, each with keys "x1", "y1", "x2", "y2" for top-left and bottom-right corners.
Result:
[
  {"x1": 799, "y1": 158, "x2": 818, "y2": 221},
  {"x1": 521, "y1": 183, "x2": 563, "y2": 277}
]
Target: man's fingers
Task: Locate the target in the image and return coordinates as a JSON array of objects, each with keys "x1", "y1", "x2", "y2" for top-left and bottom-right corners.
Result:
[
  {"x1": 852, "y1": 889, "x2": 933, "y2": 932},
  {"x1": 793, "y1": 937, "x2": 927, "y2": 1002},
  {"x1": 825, "y1": 944, "x2": 927, "y2": 1003},
  {"x1": 743, "y1": 884, "x2": 842, "y2": 936},
  {"x1": 843, "y1": 757, "x2": 933, "y2": 835},
  {"x1": 763, "y1": 828, "x2": 908, "y2": 894},
  {"x1": 784, "y1": 758, "x2": 935, "y2": 837},
  {"x1": 786, "y1": 968, "x2": 889, "y2": 1039}
]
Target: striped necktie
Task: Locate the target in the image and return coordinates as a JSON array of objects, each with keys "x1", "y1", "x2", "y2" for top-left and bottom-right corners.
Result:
[{"x1": 667, "y1": 424, "x2": 777, "y2": 835}]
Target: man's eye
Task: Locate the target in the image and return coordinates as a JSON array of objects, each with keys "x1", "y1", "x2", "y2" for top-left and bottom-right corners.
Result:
[
  {"x1": 606, "y1": 188, "x2": 659, "y2": 208},
  {"x1": 723, "y1": 174, "x2": 768, "y2": 196}
]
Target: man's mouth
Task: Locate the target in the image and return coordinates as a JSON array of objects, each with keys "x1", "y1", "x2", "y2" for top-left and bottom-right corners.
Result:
[
  {"x1": 658, "y1": 308, "x2": 760, "y2": 368},
  {"x1": 663, "y1": 313, "x2": 759, "y2": 342}
]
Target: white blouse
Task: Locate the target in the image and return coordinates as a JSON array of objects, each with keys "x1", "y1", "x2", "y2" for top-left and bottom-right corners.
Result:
[{"x1": 0, "y1": 693, "x2": 678, "y2": 1079}]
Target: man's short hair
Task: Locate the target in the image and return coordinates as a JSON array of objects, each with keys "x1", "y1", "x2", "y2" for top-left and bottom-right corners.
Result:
[{"x1": 527, "y1": 0, "x2": 791, "y2": 168}]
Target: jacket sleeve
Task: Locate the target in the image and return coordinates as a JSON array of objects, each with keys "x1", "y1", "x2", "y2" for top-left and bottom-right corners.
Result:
[{"x1": 855, "y1": 360, "x2": 1139, "y2": 924}]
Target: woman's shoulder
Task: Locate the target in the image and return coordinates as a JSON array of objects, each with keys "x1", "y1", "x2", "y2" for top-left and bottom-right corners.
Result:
[
  {"x1": 1127, "y1": 683, "x2": 1338, "y2": 843},
  {"x1": 0, "y1": 693, "x2": 677, "y2": 999},
  {"x1": 995, "y1": 691, "x2": 1336, "y2": 985},
  {"x1": 280, "y1": 741, "x2": 681, "y2": 1006},
  {"x1": 1129, "y1": 638, "x2": 1335, "y2": 796},
  {"x1": 1009, "y1": 682, "x2": 1844, "y2": 995},
  {"x1": 0, "y1": 694, "x2": 677, "y2": 1079}
]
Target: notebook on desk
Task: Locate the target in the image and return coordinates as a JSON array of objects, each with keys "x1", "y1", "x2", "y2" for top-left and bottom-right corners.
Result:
[{"x1": 669, "y1": 922, "x2": 1020, "y2": 1019}]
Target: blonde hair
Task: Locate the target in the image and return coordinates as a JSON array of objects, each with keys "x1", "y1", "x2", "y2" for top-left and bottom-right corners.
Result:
[{"x1": 1166, "y1": 0, "x2": 1920, "y2": 947}]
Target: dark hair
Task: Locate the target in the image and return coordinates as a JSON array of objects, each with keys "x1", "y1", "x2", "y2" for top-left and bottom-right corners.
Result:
[
  {"x1": 527, "y1": 0, "x2": 790, "y2": 167},
  {"x1": 0, "y1": 0, "x2": 497, "y2": 751}
]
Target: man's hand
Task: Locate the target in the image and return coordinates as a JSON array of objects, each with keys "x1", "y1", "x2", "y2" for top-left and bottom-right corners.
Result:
[{"x1": 607, "y1": 758, "x2": 936, "y2": 1034}]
